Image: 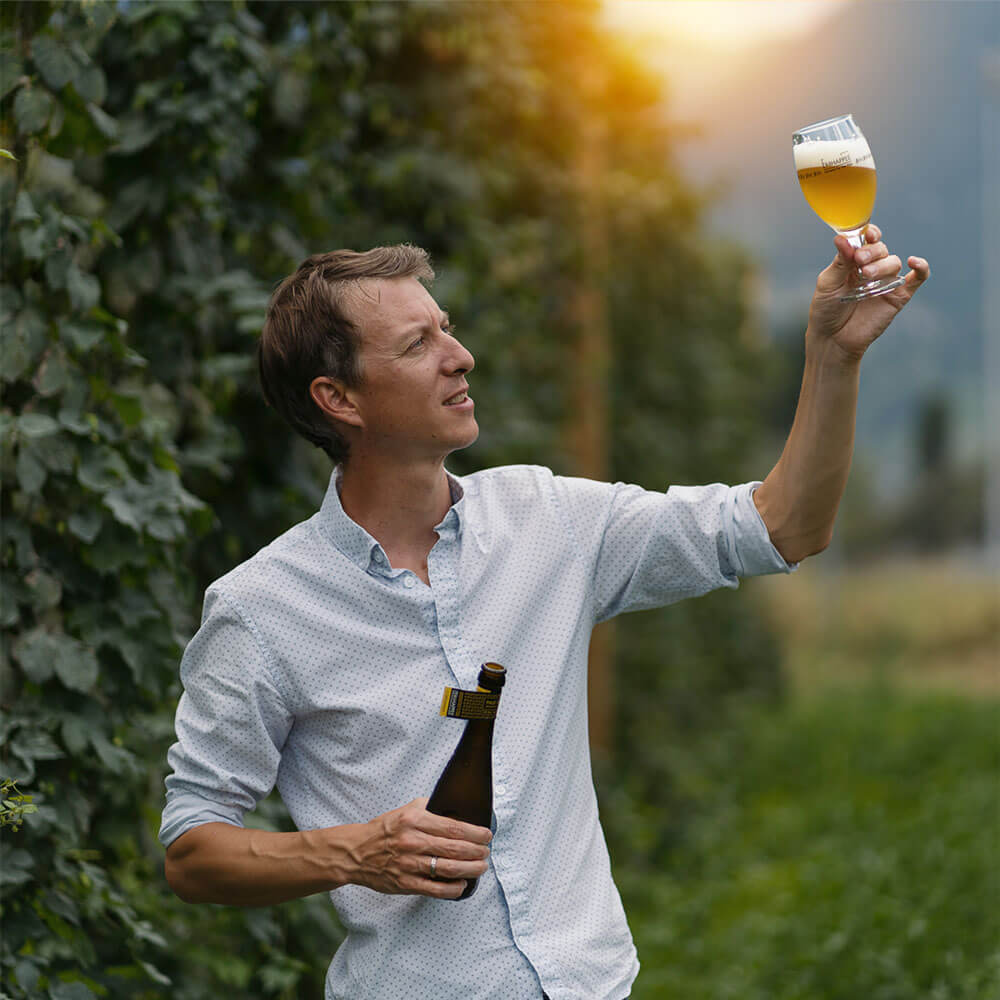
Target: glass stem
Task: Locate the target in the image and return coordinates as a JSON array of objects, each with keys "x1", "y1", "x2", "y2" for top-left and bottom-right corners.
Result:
[{"x1": 843, "y1": 226, "x2": 870, "y2": 286}]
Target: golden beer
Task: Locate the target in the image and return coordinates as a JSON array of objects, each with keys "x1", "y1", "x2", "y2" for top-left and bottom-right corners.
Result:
[
  {"x1": 796, "y1": 164, "x2": 877, "y2": 232},
  {"x1": 793, "y1": 133, "x2": 877, "y2": 232}
]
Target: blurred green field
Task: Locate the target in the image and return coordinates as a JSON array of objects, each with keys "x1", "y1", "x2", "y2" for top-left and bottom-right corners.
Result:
[
  {"x1": 617, "y1": 559, "x2": 1000, "y2": 999},
  {"x1": 754, "y1": 557, "x2": 999, "y2": 699}
]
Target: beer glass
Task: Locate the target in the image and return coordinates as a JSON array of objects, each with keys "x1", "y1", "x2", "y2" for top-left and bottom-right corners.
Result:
[{"x1": 793, "y1": 113, "x2": 904, "y2": 301}]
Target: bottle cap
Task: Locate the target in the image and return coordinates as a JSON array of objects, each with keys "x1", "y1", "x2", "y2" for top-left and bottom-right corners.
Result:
[{"x1": 477, "y1": 662, "x2": 506, "y2": 692}]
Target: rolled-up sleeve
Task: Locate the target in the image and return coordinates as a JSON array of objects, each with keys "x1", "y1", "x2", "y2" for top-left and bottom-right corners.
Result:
[
  {"x1": 158, "y1": 588, "x2": 292, "y2": 848},
  {"x1": 553, "y1": 475, "x2": 796, "y2": 623}
]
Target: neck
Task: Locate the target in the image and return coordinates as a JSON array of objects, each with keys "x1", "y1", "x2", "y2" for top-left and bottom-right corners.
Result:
[{"x1": 338, "y1": 453, "x2": 453, "y2": 555}]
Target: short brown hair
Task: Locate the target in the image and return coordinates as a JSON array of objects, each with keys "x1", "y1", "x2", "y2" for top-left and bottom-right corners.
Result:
[{"x1": 258, "y1": 245, "x2": 434, "y2": 464}]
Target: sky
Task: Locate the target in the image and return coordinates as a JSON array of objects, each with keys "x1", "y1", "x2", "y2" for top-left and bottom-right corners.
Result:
[{"x1": 602, "y1": 0, "x2": 850, "y2": 50}]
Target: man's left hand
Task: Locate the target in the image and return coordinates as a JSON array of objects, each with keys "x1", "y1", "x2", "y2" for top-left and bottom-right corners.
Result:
[{"x1": 807, "y1": 223, "x2": 930, "y2": 363}]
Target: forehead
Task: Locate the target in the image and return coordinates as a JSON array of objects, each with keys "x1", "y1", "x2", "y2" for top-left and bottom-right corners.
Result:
[{"x1": 347, "y1": 277, "x2": 442, "y2": 346}]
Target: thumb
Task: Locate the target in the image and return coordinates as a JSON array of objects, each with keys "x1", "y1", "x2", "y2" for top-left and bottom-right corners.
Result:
[{"x1": 817, "y1": 235, "x2": 857, "y2": 292}]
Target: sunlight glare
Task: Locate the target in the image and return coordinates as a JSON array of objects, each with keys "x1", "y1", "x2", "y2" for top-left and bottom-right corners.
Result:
[{"x1": 603, "y1": 0, "x2": 850, "y2": 51}]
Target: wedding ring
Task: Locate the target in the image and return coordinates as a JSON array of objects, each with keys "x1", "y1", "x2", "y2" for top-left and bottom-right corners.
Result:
[{"x1": 430, "y1": 855, "x2": 438, "y2": 879}]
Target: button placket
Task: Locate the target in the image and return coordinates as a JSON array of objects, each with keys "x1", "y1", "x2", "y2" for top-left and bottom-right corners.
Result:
[{"x1": 428, "y1": 529, "x2": 477, "y2": 690}]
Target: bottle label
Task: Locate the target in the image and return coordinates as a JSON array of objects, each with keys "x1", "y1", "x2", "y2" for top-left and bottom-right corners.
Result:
[{"x1": 439, "y1": 686, "x2": 500, "y2": 720}]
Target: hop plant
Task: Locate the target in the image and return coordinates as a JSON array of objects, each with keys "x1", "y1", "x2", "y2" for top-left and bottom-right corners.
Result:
[{"x1": 0, "y1": 778, "x2": 37, "y2": 832}]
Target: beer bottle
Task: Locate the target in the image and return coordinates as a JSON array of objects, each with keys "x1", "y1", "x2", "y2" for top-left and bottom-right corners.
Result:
[{"x1": 426, "y1": 662, "x2": 506, "y2": 900}]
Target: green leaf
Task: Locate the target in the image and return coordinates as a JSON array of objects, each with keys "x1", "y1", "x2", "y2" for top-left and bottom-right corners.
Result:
[
  {"x1": 61, "y1": 716, "x2": 90, "y2": 755},
  {"x1": 103, "y1": 488, "x2": 142, "y2": 532},
  {"x1": 11, "y1": 728, "x2": 64, "y2": 769},
  {"x1": 34, "y1": 346, "x2": 72, "y2": 396},
  {"x1": 107, "y1": 176, "x2": 156, "y2": 229},
  {"x1": 90, "y1": 732, "x2": 133, "y2": 774},
  {"x1": 86, "y1": 102, "x2": 118, "y2": 140},
  {"x1": 0, "y1": 847, "x2": 34, "y2": 887},
  {"x1": 68, "y1": 507, "x2": 102, "y2": 543},
  {"x1": 49, "y1": 982, "x2": 97, "y2": 1000},
  {"x1": 19, "y1": 223, "x2": 49, "y2": 260},
  {"x1": 0, "y1": 148, "x2": 16, "y2": 160},
  {"x1": 77, "y1": 445, "x2": 128, "y2": 493},
  {"x1": 14, "y1": 85, "x2": 54, "y2": 136},
  {"x1": 1, "y1": 307, "x2": 48, "y2": 382},
  {"x1": 13, "y1": 628, "x2": 59, "y2": 683},
  {"x1": 1, "y1": 518, "x2": 37, "y2": 569},
  {"x1": 67, "y1": 266, "x2": 100, "y2": 312},
  {"x1": 74, "y1": 63, "x2": 107, "y2": 105},
  {"x1": 112, "y1": 114, "x2": 162, "y2": 155},
  {"x1": 138, "y1": 960, "x2": 173, "y2": 988},
  {"x1": 0, "y1": 572, "x2": 26, "y2": 627},
  {"x1": 54, "y1": 643, "x2": 98, "y2": 693},
  {"x1": 61, "y1": 320, "x2": 104, "y2": 352},
  {"x1": 43, "y1": 888, "x2": 81, "y2": 926},
  {"x1": 111, "y1": 392, "x2": 143, "y2": 427},
  {"x1": 82, "y1": 0, "x2": 117, "y2": 33},
  {"x1": 31, "y1": 35, "x2": 79, "y2": 91},
  {"x1": 46, "y1": 98, "x2": 65, "y2": 139},
  {"x1": 17, "y1": 629, "x2": 100, "y2": 693},
  {"x1": 118, "y1": 588, "x2": 160, "y2": 627},
  {"x1": 39, "y1": 432, "x2": 76, "y2": 474},
  {"x1": 14, "y1": 959, "x2": 40, "y2": 991},
  {"x1": 148, "y1": 512, "x2": 184, "y2": 541},
  {"x1": 16, "y1": 444, "x2": 47, "y2": 493},
  {"x1": 0, "y1": 868, "x2": 35, "y2": 892},
  {"x1": 0, "y1": 55, "x2": 24, "y2": 98},
  {"x1": 83, "y1": 534, "x2": 140, "y2": 574},
  {"x1": 12, "y1": 191, "x2": 39, "y2": 224},
  {"x1": 89, "y1": 216, "x2": 123, "y2": 248},
  {"x1": 60, "y1": 214, "x2": 89, "y2": 241},
  {"x1": 45, "y1": 249, "x2": 71, "y2": 290},
  {"x1": 56, "y1": 370, "x2": 92, "y2": 431},
  {"x1": 0, "y1": 283, "x2": 23, "y2": 320},
  {"x1": 25, "y1": 569, "x2": 62, "y2": 610},
  {"x1": 18, "y1": 413, "x2": 60, "y2": 438}
]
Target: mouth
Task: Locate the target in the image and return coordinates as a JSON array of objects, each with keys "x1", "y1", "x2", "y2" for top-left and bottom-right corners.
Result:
[{"x1": 443, "y1": 389, "x2": 472, "y2": 407}]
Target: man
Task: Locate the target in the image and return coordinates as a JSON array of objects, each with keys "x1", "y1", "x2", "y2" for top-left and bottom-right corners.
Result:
[{"x1": 160, "y1": 233, "x2": 929, "y2": 999}]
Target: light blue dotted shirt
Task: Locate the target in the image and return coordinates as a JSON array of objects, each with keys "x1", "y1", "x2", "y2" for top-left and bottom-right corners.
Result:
[{"x1": 159, "y1": 465, "x2": 794, "y2": 1000}]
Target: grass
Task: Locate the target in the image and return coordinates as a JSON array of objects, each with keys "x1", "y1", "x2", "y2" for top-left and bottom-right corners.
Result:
[{"x1": 618, "y1": 558, "x2": 1000, "y2": 1000}]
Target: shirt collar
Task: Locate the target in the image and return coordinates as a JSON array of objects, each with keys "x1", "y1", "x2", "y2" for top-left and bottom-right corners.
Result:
[{"x1": 318, "y1": 466, "x2": 474, "y2": 570}]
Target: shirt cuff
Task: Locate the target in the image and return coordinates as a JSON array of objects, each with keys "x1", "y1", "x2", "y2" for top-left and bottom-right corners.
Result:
[
  {"x1": 726, "y1": 482, "x2": 799, "y2": 577},
  {"x1": 158, "y1": 789, "x2": 246, "y2": 848}
]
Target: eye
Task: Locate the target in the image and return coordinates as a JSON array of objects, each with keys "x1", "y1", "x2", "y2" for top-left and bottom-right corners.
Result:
[{"x1": 407, "y1": 336, "x2": 425, "y2": 352}]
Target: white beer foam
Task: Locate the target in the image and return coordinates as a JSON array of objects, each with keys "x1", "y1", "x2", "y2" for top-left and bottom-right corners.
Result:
[{"x1": 794, "y1": 136, "x2": 874, "y2": 171}]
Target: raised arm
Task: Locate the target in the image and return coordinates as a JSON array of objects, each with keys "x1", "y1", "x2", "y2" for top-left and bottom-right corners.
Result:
[
  {"x1": 753, "y1": 225, "x2": 930, "y2": 564},
  {"x1": 164, "y1": 797, "x2": 492, "y2": 906}
]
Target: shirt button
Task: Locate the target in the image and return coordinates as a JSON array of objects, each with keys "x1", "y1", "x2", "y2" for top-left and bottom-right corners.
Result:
[
  {"x1": 495, "y1": 783, "x2": 506, "y2": 796},
  {"x1": 372, "y1": 550, "x2": 384, "y2": 563},
  {"x1": 403, "y1": 576, "x2": 416, "y2": 588}
]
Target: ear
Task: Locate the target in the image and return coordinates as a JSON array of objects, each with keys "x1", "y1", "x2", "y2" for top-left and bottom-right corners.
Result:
[{"x1": 310, "y1": 376, "x2": 364, "y2": 430}]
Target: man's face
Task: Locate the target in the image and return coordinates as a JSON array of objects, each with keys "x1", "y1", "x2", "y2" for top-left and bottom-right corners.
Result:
[{"x1": 343, "y1": 276, "x2": 478, "y2": 462}]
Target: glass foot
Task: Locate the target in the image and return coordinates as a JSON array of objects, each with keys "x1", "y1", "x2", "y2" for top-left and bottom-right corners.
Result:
[{"x1": 839, "y1": 274, "x2": 906, "y2": 302}]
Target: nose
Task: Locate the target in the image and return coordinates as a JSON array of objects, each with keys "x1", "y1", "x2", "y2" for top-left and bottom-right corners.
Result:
[{"x1": 446, "y1": 333, "x2": 475, "y2": 376}]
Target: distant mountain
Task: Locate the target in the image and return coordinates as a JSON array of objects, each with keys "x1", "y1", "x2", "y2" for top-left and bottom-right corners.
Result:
[{"x1": 612, "y1": 0, "x2": 999, "y2": 498}]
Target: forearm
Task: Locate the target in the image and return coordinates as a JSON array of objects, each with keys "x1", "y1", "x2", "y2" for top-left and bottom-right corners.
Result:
[
  {"x1": 164, "y1": 821, "x2": 362, "y2": 906},
  {"x1": 754, "y1": 335, "x2": 861, "y2": 563}
]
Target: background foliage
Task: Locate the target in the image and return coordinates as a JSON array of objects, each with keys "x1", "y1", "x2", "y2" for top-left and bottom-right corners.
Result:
[{"x1": 1, "y1": 1, "x2": 941, "y2": 997}]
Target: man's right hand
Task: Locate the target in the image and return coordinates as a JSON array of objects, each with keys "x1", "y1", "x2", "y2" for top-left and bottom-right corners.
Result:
[
  {"x1": 345, "y1": 797, "x2": 492, "y2": 900},
  {"x1": 164, "y1": 798, "x2": 492, "y2": 906}
]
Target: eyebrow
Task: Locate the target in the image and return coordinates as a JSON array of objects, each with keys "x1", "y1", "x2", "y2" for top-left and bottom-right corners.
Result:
[{"x1": 395, "y1": 310, "x2": 451, "y2": 345}]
